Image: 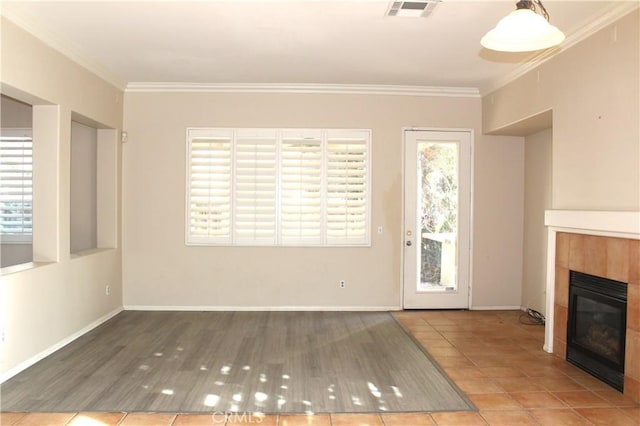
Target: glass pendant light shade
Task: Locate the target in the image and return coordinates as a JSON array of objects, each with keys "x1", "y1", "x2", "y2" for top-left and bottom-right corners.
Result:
[{"x1": 481, "y1": 8, "x2": 565, "y2": 52}]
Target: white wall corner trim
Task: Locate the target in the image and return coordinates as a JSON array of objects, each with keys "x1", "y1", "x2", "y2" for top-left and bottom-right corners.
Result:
[
  {"x1": 0, "y1": 307, "x2": 124, "y2": 384},
  {"x1": 543, "y1": 210, "x2": 640, "y2": 354},
  {"x1": 124, "y1": 83, "x2": 481, "y2": 98},
  {"x1": 124, "y1": 305, "x2": 402, "y2": 312}
]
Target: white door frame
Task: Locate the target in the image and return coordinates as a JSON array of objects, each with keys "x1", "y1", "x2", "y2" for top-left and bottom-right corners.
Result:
[{"x1": 400, "y1": 127, "x2": 475, "y2": 309}]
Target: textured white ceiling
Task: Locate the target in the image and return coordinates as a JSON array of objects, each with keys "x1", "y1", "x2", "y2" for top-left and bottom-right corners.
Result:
[{"x1": 1, "y1": 1, "x2": 633, "y2": 92}]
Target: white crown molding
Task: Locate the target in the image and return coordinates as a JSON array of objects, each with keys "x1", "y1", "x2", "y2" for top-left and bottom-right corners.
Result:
[
  {"x1": 0, "y1": 3, "x2": 127, "y2": 91},
  {"x1": 481, "y1": 1, "x2": 640, "y2": 96},
  {"x1": 125, "y1": 82, "x2": 481, "y2": 97}
]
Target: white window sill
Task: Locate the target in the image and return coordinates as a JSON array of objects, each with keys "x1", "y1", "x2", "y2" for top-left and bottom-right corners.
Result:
[
  {"x1": 1, "y1": 261, "x2": 54, "y2": 277},
  {"x1": 70, "y1": 247, "x2": 115, "y2": 259}
]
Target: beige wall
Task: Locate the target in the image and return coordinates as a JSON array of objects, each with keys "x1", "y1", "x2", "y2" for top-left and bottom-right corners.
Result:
[
  {"x1": 123, "y1": 92, "x2": 525, "y2": 309},
  {"x1": 471, "y1": 133, "x2": 525, "y2": 308},
  {"x1": 483, "y1": 10, "x2": 640, "y2": 211},
  {"x1": 1, "y1": 95, "x2": 32, "y2": 128},
  {"x1": 70, "y1": 121, "x2": 98, "y2": 253},
  {"x1": 0, "y1": 244, "x2": 32, "y2": 268},
  {"x1": 0, "y1": 18, "x2": 123, "y2": 379},
  {"x1": 522, "y1": 128, "x2": 552, "y2": 314}
]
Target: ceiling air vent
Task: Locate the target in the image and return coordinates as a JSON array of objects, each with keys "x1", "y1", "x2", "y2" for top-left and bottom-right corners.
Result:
[{"x1": 386, "y1": 0, "x2": 442, "y2": 18}]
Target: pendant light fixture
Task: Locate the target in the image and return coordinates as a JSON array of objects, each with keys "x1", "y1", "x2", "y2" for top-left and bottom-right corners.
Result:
[{"x1": 481, "y1": 0, "x2": 565, "y2": 52}]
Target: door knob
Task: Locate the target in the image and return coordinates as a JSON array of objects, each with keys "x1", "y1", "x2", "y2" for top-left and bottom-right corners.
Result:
[{"x1": 406, "y1": 241, "x2": 412, "y2": 246}]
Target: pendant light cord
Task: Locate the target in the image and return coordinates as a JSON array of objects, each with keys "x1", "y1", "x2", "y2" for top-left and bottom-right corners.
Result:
[
  {"x1": 517, "y1": 0, "x2": 551, "y2": 22},
  {"x1": 516, "y1": 0, "x2": 549, "y2": 22}
]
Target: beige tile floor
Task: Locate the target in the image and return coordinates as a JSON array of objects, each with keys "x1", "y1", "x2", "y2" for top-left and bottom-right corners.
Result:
[{"x1": 1, "y1": 310, "x2": 639, "y2": 425}]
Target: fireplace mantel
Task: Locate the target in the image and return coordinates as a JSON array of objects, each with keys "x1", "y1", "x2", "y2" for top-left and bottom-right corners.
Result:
[{"x1": 544, "y1": 210, "x2": 640, "y2": 353}]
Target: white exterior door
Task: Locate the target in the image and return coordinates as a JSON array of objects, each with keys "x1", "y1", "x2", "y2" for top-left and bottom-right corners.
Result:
[{"x1": 403, "y1": 129, "x2": 472, "y2": 309}]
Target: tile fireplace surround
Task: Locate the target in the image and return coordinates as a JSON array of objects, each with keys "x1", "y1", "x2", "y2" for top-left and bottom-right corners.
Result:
[{"x1": 544, "y1": 210, "x2": 640, "y2": 403}]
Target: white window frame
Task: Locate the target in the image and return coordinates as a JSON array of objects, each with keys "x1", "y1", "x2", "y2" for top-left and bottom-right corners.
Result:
[
  {"x1": 0, "y1": 128, "x2": 33, "y2": 244},
  {"x1": 185, "y1": 128, "x2": 371, "y2": 247}
]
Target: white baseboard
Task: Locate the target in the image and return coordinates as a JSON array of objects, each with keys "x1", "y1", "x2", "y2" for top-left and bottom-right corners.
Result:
[
  {"x1": 470, "y1": 305, "x2": 523, "y2": 311},
  {"x1": 124, "y1": 305, "x2": 401, "y2": 312},
  {"x1": 1, "y1": 306, "x2": 123, "y2": 383}
]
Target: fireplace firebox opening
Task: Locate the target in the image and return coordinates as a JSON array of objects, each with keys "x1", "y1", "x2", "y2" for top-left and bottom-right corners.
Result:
[{"x1": 567, "y1": 270, "x2": 627, "y2": 392}]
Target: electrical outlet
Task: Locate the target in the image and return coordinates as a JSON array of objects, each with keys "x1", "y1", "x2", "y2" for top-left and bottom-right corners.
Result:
[
  {"x1": 339, "y1": 280, "x2": 346, "y2": 288},
  {"x1": 377, "y1": 226, "x2": 383, "y2": 234},
  {"x1": 105, "y1": 285, "x2": 111, "y2": 296}
]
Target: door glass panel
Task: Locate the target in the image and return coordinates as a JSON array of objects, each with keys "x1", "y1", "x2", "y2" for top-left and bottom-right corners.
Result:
[{"x1": 417, "y1": 142, "x2": 458, "y2": 292}]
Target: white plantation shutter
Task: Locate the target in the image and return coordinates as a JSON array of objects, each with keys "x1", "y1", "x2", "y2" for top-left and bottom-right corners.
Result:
[
  {"x1": 326, "y1": 131, "x2": 369, "y2": 245},
  {"x1": 0, "y1": 130, "x2": 33, "y2": 242},
  {"x1": 186, "y1": 129, "x2": 232, "y2": 244},
  {"x1": 186, "y1": 128, "x2": 370, "y2": 246},
  {"x1": 234, "y1": 130, "x2": 277, "y2": 245},
  {"x1": 280, "y1": 131, "x2": 322, "y2": 245}
]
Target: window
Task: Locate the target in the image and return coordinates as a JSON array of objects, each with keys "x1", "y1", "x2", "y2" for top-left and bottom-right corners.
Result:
[
  {"x1": 0, "y1": 129, "x2": 33, "y2": 243},
  {"x1": 186, "y1": 128, "x2": 371, "y2": 247}
]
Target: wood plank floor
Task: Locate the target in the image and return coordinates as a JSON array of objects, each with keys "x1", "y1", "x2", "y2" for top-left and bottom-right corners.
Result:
[{"x1": 0, "y1": 311, "x2": 472, "y2": 414}]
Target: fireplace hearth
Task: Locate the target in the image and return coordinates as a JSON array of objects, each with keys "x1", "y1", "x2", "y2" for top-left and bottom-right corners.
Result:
[{"x1": 567, "y1": 270, "x2": 627, "y2": 391}]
